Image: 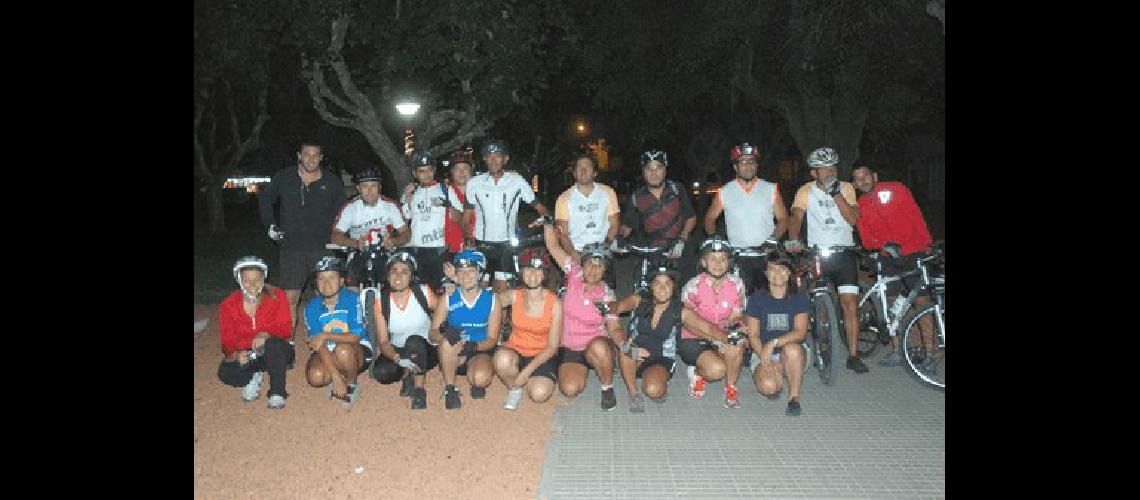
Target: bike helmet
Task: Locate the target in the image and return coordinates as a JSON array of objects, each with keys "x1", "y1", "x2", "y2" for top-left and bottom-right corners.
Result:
[
  {"x1": 640, "y1": 149, "x2": 668, "y2": 168},
  {"x1": 232, "y1": 256, "x2": 268, "y2": 284},
  {"x1": 385, "y1": 250, "x2": 418, "y2": 275},
  {"x1": 579, "y1": 242, "x2": 612, "y2": 266},
  {"x1": 482, "y1": 140, "x2": 509, "y2": 156},
  {"x1": 519, "y1": 247, "x2": 552, "y2": 270},
  {"x1": 449, "y1": 149, "x2": 474, "y2": 167},
  {"x1": 312, "y1": 255, "x2": 343, "y2": 274},
  {"x1": 411, "y1": 149, "x2": 434, "y2": 168},
  {"x1": 731, "y1": 143, "x2": 760, "y2": 162},
  {"x1": 807, "y1": 147, "x2": 839, "y2": 168},
  {"x1": 353, "y1": 167, "x2": 382, "y2": 184},
  {"x1": 453, "y1": 249, "x2": 487, "y2": 272},
  {"x1": 647, "y1": 259, "x2": 681, "y2": 284},
  {"x1": 699, "y1": 235, "x2": 733, "y2": 256}
]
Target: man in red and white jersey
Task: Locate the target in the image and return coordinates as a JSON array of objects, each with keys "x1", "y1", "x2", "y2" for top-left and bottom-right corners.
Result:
[{"x1": 330, "y1": 167, "x2": 409, "y2": 290}]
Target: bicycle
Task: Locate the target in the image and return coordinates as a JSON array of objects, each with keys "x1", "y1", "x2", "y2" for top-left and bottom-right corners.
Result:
[
  {"x1": 792, "y1": 244, "x2": 856, "y2": 386},
  {"x1": 324, "y1": 228, "x2": 391, "y2": 371},
  {"x1": 610, "y1": 240, "x2": 670, "y2": 297},
  {"x1": 897, "y1": 243, "x2": 945, "y2": 389}
]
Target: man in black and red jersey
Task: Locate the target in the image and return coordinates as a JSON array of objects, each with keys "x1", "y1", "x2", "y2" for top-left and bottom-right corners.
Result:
[{"x1": 618, "y1": 150, "x2": 698, "y2": 283}]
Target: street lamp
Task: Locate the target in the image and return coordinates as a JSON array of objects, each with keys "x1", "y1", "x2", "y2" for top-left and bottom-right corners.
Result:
[
  {"x1": 575, "y1": 120, "x2": 587, "y2": 135},
  {"x1": 395, "y1": 101, "x2": 421, "y2": 154}
]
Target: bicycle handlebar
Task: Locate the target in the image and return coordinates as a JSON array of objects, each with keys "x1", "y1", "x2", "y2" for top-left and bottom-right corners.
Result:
[{"x1": 612, "y1": 244, "x2": 668, "y2": 257}]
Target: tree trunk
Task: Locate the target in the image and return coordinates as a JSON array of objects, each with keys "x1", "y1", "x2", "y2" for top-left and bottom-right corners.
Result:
[{"x1": 205, "y1": 180, "x2": 227, "y2": 234}]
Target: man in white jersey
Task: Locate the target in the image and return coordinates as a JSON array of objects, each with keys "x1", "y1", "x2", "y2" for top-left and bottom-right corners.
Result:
[
  {"x1": 401, "y1": 149, "x2": 465, "y2": 293},
  {"x1": 785, "y1": 147, "x2": 868, "y2": 374},
  {"x1": 464, "y1": 140, "x2": 549, "y2": 292},
  {"x1": 554, "y1": 151, "x2": 620, "y2": 290},
  {"x1": 330, "y1": 167, "x2": 410, "y2": 291},
  {"x1": 703, "y1": 142, "x2": 788, "y2": 296}
]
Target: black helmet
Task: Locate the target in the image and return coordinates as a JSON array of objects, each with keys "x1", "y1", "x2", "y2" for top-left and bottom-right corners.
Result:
[
  {"x1": 482, "y1": 140, "x2": 509, "y2": 156},
  {"x1": 385, "y1": 250, "x2": 418, "y2": 275},
  {"x1": 698, "y1": 235, "x2": 733, "y2": 256},
  {"x1": 647, "y1": 259, "x2": 681, "y2": 283},
  {"x1": 640, "y1": 149, "x2": 668, "y2": 168},
  {"x1": 353, "y1": 167, "x2": 382, "y2": 184},
  {"x1": 579, "y1": 242, "x2": 612, "y2": 266},
  {"x1": 411, "y1": 149, "x2": 433, "y2": 168},
  {"x1": 312, "y1": 255, "x2": 343, "y2": 274}
]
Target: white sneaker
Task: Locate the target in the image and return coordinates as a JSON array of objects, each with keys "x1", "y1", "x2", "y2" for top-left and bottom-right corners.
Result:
[
  {"x1": 504, "y1": 387, "x2": 524, "y2": 411},
  {"x1": 241, "y1": 372, "x2": 263, "y2": 401},
  {"x1": 267, "y1": 394, "x2": 287, "y2": 409}
]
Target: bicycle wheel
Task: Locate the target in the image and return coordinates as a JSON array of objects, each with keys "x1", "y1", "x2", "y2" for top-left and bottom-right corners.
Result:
[
  {"x1": 856, "y1": 295, "x2": 886, "y2": 358},
  {"x1": 899, "y1": 303, "x2": 945, "y2": 390},
  {"x1": 361, "y1": 288, "x2": 379, "y2": 369},
  {"x1": 809, "y1": 293, "x2": 841, "y2": 386}
]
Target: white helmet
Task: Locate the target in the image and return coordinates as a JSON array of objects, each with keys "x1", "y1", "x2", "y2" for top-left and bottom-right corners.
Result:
[
  {"x1": 807, "y1": 147, "x2": 839, "y2": 168},
  {"x1": 232, "y1": 256, "x2": 268, "y2": 284}
]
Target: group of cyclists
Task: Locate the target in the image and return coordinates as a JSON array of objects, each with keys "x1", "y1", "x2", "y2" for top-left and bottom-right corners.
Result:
[{"x1": 218, "y1": 137, "x2": 937, "y2": 417}]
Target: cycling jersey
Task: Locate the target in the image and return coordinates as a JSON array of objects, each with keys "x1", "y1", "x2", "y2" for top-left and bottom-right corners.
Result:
[
  {"x1": 446, "y1": 287, "x2": 495, "y2": 343},
  {"x1": 444, "y1": 184, "x2": 469, "y2": 253},
  {"x1": 680, "y1": 273, "x2": 746, "y2": 340},
  {"x1": 554, "y1": 182, "x2": 620, "y2": 250},
  {"x1": 559, "y1": 257, "x2": 617, "y2": 351},
  {"x1": 621, "y1": 180, "x2": 694, "y2": 247},
  {"x1": 628, "y1": 298, "x2": 681, "y2": 359},
  {"x1": 333, "y1": 195, "x2": 406, "y2": 241},
  {"x1": 856, "y1": 181, "x2": 932, "y2": 256},
  {"x1": 258, "y1": 166, "x2": 346, "y2": 251},
  {"x1": 401, "y1": 181, "x2": 464, "y2": 248},
  {"x1": 744, "y1": 291, "x2": 809, "y2": 343},
  {"x1": 465, "y1": 171, "x2": 535, "y2": 242},
  {"x1": 792, "y1": 181, "x2": 858, "y2": 247},
  {"x1": 303, "y1": 289, "x2": 370, "y2": 350},
  {"x1": 506, "y1": 289, "x2": 557, "y2": 357},
  {"x1": 382, "y1": 284, "x2": 437, "y2": 348},
  {"x1": 717, "y1": 178, "x2": 778, "y2": 247}
]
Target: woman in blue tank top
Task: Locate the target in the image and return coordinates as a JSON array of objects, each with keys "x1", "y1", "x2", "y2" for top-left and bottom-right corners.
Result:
[{"x1": 430, "y1": 250, "x2": 501, "y2": 410}]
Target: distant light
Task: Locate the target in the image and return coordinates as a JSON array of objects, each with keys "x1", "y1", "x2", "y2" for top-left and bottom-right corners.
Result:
[
  {"x1": 395, "y1": 102, "x2": 421, "y2": 116},
  {"x1": 692, "y1": 181, "x2": 700, "y2": 188}
]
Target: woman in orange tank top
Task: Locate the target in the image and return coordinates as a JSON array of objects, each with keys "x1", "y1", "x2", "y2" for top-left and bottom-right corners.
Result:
[{"x1": 492, "y1": 247, "x2": 563, "y2": 410}]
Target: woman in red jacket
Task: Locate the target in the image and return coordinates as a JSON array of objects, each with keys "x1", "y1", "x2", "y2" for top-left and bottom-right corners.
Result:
[{"x1": 217, "y1": 256, "x2": 296, "y2": 409}]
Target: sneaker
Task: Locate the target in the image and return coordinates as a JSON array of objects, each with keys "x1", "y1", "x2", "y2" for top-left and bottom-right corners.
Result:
[
  {"x1": 241, "y1": 372, "x2": 263, "y2": 402},
  {"x1": 786, "y1": 398, "x2": 802, "y2": 416},
  {"x1": 723, "y1": 384, "x2": 740, "y2": 409},
  {"x1": 470, "y1": 385, "x2": 487, "y2": 399},
  {"x1": 504, "y1": 387, "x2": 525, "y2": 411},
  {"x1": 340, "y1": 383, "x2": 361, "y2": 409},
  {"x1": 878, "y1": 350, "x2": 902, "y2": 367},
  {"x1": 688, "y1": 375, "x2": 706, "y2": 399},
  {"x1": 846, "y1": 355, "x2": 869, "y2": 374},
  {"x1": 411, "y1": 387, "x2": 427, "y2": 410},
  {"x1": 399, "y1": 372, "x2": 415, "y2": 397},
  {"x1": 267, "y1": 394, "x2": 287, "y2": 410},
  {"x1": 628, "y1": 393, "x2": 645, "y2": 414},
  {"x1": 601, "y1": 387, "x2": 617, "y2": 411},
  {"x1": 444, "y1": 385, "x2": 462, "y2": 410}
]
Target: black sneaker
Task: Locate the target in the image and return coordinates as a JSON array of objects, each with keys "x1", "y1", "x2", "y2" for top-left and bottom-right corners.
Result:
[
  {"x1": 399, "y1": 372, "x2": 415, "y2": 397},
  {"x1": 786, "y1": 398, "x2": 802, "y2": 416},
  {"x1": 846, "y1": 355, "x2": 869, "y2": 374},
  {"x1": 444, "y1": 385, "x2": 462, "y2": 410},
  {"x1": 601, "y1": 387, "x2": 617, "y2": 411},
  {"x1": 470, "y1": 385, "x2": 487, "y2": 399},
  {"x1": 411, "y1": 387, "x2": 427, "y2": 410}
]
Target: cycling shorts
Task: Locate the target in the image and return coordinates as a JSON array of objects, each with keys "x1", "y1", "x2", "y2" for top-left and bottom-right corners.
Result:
[{"x1": 818, "y1": 250, "x2": 859, "y2": 294}]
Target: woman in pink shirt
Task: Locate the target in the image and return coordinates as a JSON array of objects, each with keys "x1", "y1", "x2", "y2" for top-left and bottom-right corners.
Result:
[{"x1": 542, "y1": 219, "x2": 625, "y2": 411}]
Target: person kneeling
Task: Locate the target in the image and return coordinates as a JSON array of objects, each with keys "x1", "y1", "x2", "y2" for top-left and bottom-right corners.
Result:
[
  {"x1": 370, "y1": 251, "x2": 440, "y2": 410},
  {"x1": 430, "y1": 250, "x2": 501, "y2": 410},
  {"x1": 491, "y1": 247, "x2": 563, "y2": 411},
  {"x1": 303, "y1": 256, "x2": 372, "y2": 410},
  {"x1": 744, "y1": 250, "x2": 809, "y2": 416}
]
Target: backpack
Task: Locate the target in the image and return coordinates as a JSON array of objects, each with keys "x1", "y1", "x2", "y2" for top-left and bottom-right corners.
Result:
[{"x1": 380, "y1": 285, "x2": 434, "y2": 324}]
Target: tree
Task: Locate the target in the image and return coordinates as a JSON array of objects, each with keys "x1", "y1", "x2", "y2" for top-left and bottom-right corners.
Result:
[
  {"x1": 299, "y1": 1, "x2": 575, "y2": 190},
  {"x1": 194, "y1": 0, "x2": 276, "y2": 233}
]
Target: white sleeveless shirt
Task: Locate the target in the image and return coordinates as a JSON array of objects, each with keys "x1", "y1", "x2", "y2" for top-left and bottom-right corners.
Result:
[
  {"x1": 386, "y1": 285, "x2": 436, "y2": 347},
  {"x1": 718, "y1": 178, "x2": 777, "y2": 247}
]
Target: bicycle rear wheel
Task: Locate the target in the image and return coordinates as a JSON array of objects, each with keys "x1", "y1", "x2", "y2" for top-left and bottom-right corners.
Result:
[
  {"x1": 809, "y1": 293, "x2": 841, "y2": 386},
  {"x1": 856, "y1": 295, "x2": 887, "y2": 358},
  {"x1": 361, "y1": 288, "x2": 380, "y2": 370},
  {"x1": 900, "y1": 303, "x2": 945, "y2": 390}
]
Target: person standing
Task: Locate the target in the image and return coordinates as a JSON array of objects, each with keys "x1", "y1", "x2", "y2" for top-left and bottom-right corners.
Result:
[
  {"x1": 703, "y1": 142, "x2": 788, "y2": 295},
  {"x1": 259, "y1": 142, "x2": 346, "y2": 326},
  {"x1": 618, "y1": 150, "x2": 697, "y2": 282},
  {"x1": 330, "y1": 167, "x2": 409, "y2": 291},
  {"x1": 401, "y1": 150, "x2": 464, "y2": 292},
  {"x1": 554, "y1": 151, "x2": 621, "y2": 289},
  {"x1": 443, "y1": 149, "x2": 475, "y2": 256}
]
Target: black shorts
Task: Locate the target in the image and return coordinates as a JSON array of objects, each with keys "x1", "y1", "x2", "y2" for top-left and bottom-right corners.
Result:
[
  {"x1": 558, "y1": 338, "x2": 616, "y2": 368},
  {"x1": 279, "y1": 248, "x2": 330, "y2": 291},
  {"x1": 410, "y1": 246, "x2": 448, "y2": 292},
  {"x1": 396, "y1": 342, "x2": 440, "y2": 372},
  {"x1": 677, "y1": 338, "x2": 716, "y2": 366},
  {"x1": 309, "y1": 343, "x2": 374, "y2": 374},
  {"x1": 473, "y1": 240, "x2": 512, "y2": 280},
  {"x1": 818, "y1": 249, "x2": 859, "y2": 294},
  {"x1": 635, "y1": 356, "x2": 676, "y2": 379},
  {"x1": 511, "y1": 351, "x2": 558, "y2": 382},
  {"x1": 455, "y1": 347, "x2": 495, "y2": 376},
  {"x1": 880, "y1": 253, "x2": 925, "y2": 297}
]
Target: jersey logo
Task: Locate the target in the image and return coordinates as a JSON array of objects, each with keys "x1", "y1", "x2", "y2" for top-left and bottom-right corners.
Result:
[
  {"x1": 878, "y1": 191, "x2": 892, "y2": 204},
  {"x1": 766, "y1": 313, "x2": 790, "y2": 332}
]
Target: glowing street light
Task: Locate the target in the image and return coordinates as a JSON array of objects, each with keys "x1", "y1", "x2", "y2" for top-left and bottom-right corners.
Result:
[
  {"x1": 395, "y1": 102, "x2": 421, "y2": 116},
  {"x1": 395, "y1": 101, "x2": 421, "y2": 154},
  {"x1": 575, "y1": 121, "x2": 587, "y2": 135}
]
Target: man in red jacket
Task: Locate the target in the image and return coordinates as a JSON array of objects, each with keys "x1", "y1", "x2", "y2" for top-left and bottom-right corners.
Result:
[
  {"x1": 217, "y1": 256, "x2": 296, "y2": 409},
  {"x1": 852, "y1": 166, "x2": 934, "y2": 367}
]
